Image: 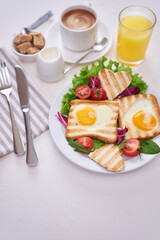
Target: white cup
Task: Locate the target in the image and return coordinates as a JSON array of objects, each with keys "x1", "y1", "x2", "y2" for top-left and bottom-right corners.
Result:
[
  {"x1": 60, "y1": 4, "x2": 98, "y2": 51},
  {"x1": 37, "y1": 47, "x2": 64, "y2": 82}
]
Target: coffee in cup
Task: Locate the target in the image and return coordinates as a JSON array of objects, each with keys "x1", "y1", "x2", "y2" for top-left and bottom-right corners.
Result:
[
  {"x1": 62, "y1": 9, "x2": 96, "y2": 31},
  {"x1": 60, "y1": 4, "x2": 98, "y2": 51}
]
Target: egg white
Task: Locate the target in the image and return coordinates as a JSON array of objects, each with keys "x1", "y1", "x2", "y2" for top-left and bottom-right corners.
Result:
[
  {"x1": 73, "y1": 104, "x2": 113, "y2": 130},
  {"x1": 124, "y1": 99, "x2": 156, "y2": 129}
]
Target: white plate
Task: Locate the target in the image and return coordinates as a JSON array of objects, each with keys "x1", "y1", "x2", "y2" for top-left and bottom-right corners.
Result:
[
  {"x1": 46, "y1": 20, "x2": 112, "y2": 63},
  {"x1": 49, "y1": 84, "x2": 160, "y2": 174}
]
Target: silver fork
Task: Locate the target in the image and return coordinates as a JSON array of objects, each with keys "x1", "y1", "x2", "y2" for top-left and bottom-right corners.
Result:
[{"x1": 0, "y1": 62, "x2": 25, "y2": 155}]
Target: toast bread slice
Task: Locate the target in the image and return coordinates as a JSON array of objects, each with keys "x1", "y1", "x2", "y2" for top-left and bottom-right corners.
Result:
[
  {"x1": 116, "y1": 94, "x2": 160, "y2": 139},
  {"x1": 66, "y1": 99, "x2": 119, "y2": 143},
  {"x1": 89, "y1": 144, "x2": 124, "y2": 172},
  {"x1": 98, "y1": 69, "x2": 131, "y2": 100}
]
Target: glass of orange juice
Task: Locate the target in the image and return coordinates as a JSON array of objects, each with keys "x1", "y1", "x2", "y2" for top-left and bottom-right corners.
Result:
[{"x1": 116, "y1": 6, "x2": 156, "y2": 66}]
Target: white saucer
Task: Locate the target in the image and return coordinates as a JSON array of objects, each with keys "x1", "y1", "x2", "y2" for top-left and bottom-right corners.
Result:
[{"x1": 45, "y1": 20, "x2": 113, "y2": 64}]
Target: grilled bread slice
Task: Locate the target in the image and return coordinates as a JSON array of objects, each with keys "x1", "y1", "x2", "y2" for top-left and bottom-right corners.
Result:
[
  {"x1": 98, "y1": 69, "x2": 131, "y2": 100},
  {"x1": 66, "y1": 99, "x2": 119, "y2": 143},
  {"x1": 116, "y1": 94, "x2": 160, "y2": 139},
  {"x1": 89, "y1": 144, "x2": 125, "y2": 172}
]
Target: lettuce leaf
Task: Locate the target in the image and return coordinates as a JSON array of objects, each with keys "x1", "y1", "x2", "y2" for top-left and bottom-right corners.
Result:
[
  {"x1": 106, "y1": 60, "x2": 133, "y2": 75},
  {"x1": 61, "y1": 57, "x2": 148, "y2": 115},
  {"x1": 92, "y1": 138, "x2": 106, "y2": 150},
  {"x1": 129, "y1": 73, "x2": 148, "y2": 93},
  {"x1": 67, "y1": 138, "x2": 91, "y2": 153},
  {"x1": 61, "y1": 91, "x2": 77, "y2": 115},
  {"x1": 67, "y1": 138, "x2": 106, "y2": 153}
]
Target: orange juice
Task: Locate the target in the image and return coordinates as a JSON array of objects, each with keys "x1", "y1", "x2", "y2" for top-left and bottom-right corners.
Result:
[{"x1": 117, "y1": 15, "x2": 153, "y2": 65}]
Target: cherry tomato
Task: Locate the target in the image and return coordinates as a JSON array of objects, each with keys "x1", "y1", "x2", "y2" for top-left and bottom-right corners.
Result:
[
  {"x1": 90, "y1": 88, "x2": 107, "y2": 100},
  {"x1": 75, "y1": 85, "x2": 91, "y2": 99},
  {"x1": 77, "y1": 137, "x2": 94, "y2": 151},
  {"x1": 123, "y1": 138, "x2": 140, "y2": 156}
]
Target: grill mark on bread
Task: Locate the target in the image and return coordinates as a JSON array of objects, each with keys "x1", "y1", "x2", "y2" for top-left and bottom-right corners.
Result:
[
  {"x1": 67, "y1": 133, "x2": 117, "y2": 142},
  {"x1": 117, "y1": 72, "x2": 128, "y2": 89},
  {"x1": 103, "y1": 152, "x2": 122, "y2": 169},
  {"x1": 98, "y1": 130, "x2": 117, "y2": 135},
  {"x1": 89, "y1": 144, "x2": 124, "y2": 172},
  {"x1": 102, "y1": 151, "x2": 121, "y2": 168},
  {"x1": 105, "y1": 70, "x2": 119, "y2": 97},
  {"x1": 98, "y1": 69, "x2": 131, "y2": 100},
  {"x1": 111, "y1": 73, "x2": 122, "y2": 94},
  {"x1": 67, "y1": 131, "x2": 117, "y2": 137},
  {"x1": 100, "y1": 69, "x2": 113, "y2": 99},
  {"x1": 89, "y1": 144, "x2": 109, "y2": 159},
  {"x1": 114, "y1": 73, "x2": 125, "y2": 92},
  {"x1": 110, "y1": 156, "x2": 125, "y2": 172},
  {"x1": 70, "y1": 99, "x2": 119, "y2": 106},
  {"x1": 91, "y1": 144, "x2": 113, "y2": 160},
  {"x1": 122, "y1": 71, "x2": 131, "y2": 85},
  {"x1": 99, "y1": 145, "x2": 119, "y2": 163}
]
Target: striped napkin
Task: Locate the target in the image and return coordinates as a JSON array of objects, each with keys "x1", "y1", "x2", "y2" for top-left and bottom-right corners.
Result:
[{"x1": 0, "y1": 48, "x2": 51, "y2": 157}]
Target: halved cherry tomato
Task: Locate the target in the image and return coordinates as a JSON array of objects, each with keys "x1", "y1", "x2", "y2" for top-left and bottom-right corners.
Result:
[
  {"x1": 77, "y1": 137, "x2": 94, "y2": 151},
  {"x1": 75, "y1": 85, "x2": 91, "y2": 99},
  {"x1": 123, "y1": 138, "x2": 140, "y2": 156},
  {"x1": 90, "y1": 88, "x2": 107, "y2": 100}
]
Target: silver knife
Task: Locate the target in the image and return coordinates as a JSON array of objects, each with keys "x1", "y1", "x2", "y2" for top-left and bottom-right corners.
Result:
[{"x1": 15, "y1": 65, "x2": 38, "y2": 167}]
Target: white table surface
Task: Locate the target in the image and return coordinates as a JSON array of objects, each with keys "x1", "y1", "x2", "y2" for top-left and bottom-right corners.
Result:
[{"x1": 0, "y1": 0, "x2": 160, "y2": 239}]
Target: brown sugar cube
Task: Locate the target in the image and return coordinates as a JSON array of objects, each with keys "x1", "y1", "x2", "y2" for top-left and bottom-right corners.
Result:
[
  {"x1": 29, "y1": 32, "x2": 40, "y2": 37},
  {"x1": 16, "y1": 42, "x2": 32, "y2": 54},
  {"x1": 14, "y1": 34, "x2": 22, "y2": 45},
  {"x1": 33, "y1": 33, "x2": 45, "y2": 49},
  {"x1": 20, "y1": 34, "x2": 32, "y2": 43},
  {"x1": 27, "y1": 47, "x2": 40, "y2": 55}
]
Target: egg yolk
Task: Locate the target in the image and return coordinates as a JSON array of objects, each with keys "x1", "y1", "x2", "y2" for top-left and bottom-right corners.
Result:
[
  {"x1": 132, "y1": 110, "x2": 156, "y2": 131},
  {"x1": 76, "y1": 107, "x2": 96, "y2": 126}
]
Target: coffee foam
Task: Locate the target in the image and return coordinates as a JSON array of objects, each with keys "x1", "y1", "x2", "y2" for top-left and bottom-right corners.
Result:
[{"x1": 62, "y1": 9, "x2": 96, "y2": 30}]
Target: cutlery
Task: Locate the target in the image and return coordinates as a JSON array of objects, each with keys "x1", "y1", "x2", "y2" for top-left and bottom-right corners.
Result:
[
  {"x1": 0, "y1": 62, "x2": 25, "y2": 155},
  {"x1": 64, "y1": 37, "x2": 108, "y2": 74},
  {"x1": 21, "y1": 10, "x2": 53, "y2": 34},
  {"x1": 15, "y1": 65, "x2": 38, "y2": 167}
]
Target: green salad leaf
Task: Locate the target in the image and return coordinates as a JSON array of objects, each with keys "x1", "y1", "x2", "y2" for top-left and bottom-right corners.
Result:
[
  {"x1": 106, "y1": 59, "x2": 132, "y2": 75},
  {"x1": 139, "y1": 140, "x2": 160, "y2": 154},
  {"x1": 129, "y1": 73, "x2": 148, "y2": 94},
  {"x1": 67, "y1": 138, "x2": 91, "y2": 154},
  {"x1": 67, "y1": 138, "x2": 106, "y2": 154},
  {"x1": 92, "y1": 139, "x2": 106, "y2": 150},
  {"x1": 61, "y1": 57, "x2": 148, "y2": 115},
  {"x1": 117, "y1": 138, "x2": 127, "y2": 150},
  {"x1": 61, "y1": 92, "x2": 77, "y2": 115}
]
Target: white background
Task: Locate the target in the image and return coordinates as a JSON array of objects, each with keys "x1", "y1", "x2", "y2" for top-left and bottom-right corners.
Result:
[{"x1": 0, "y1": 0, "x2": 160, "y2": 239}]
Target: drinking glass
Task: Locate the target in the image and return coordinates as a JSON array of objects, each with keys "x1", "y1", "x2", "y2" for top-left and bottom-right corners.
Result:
[{"x1": 116, "y1": 5, "x2": 156, "y2": 66}]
